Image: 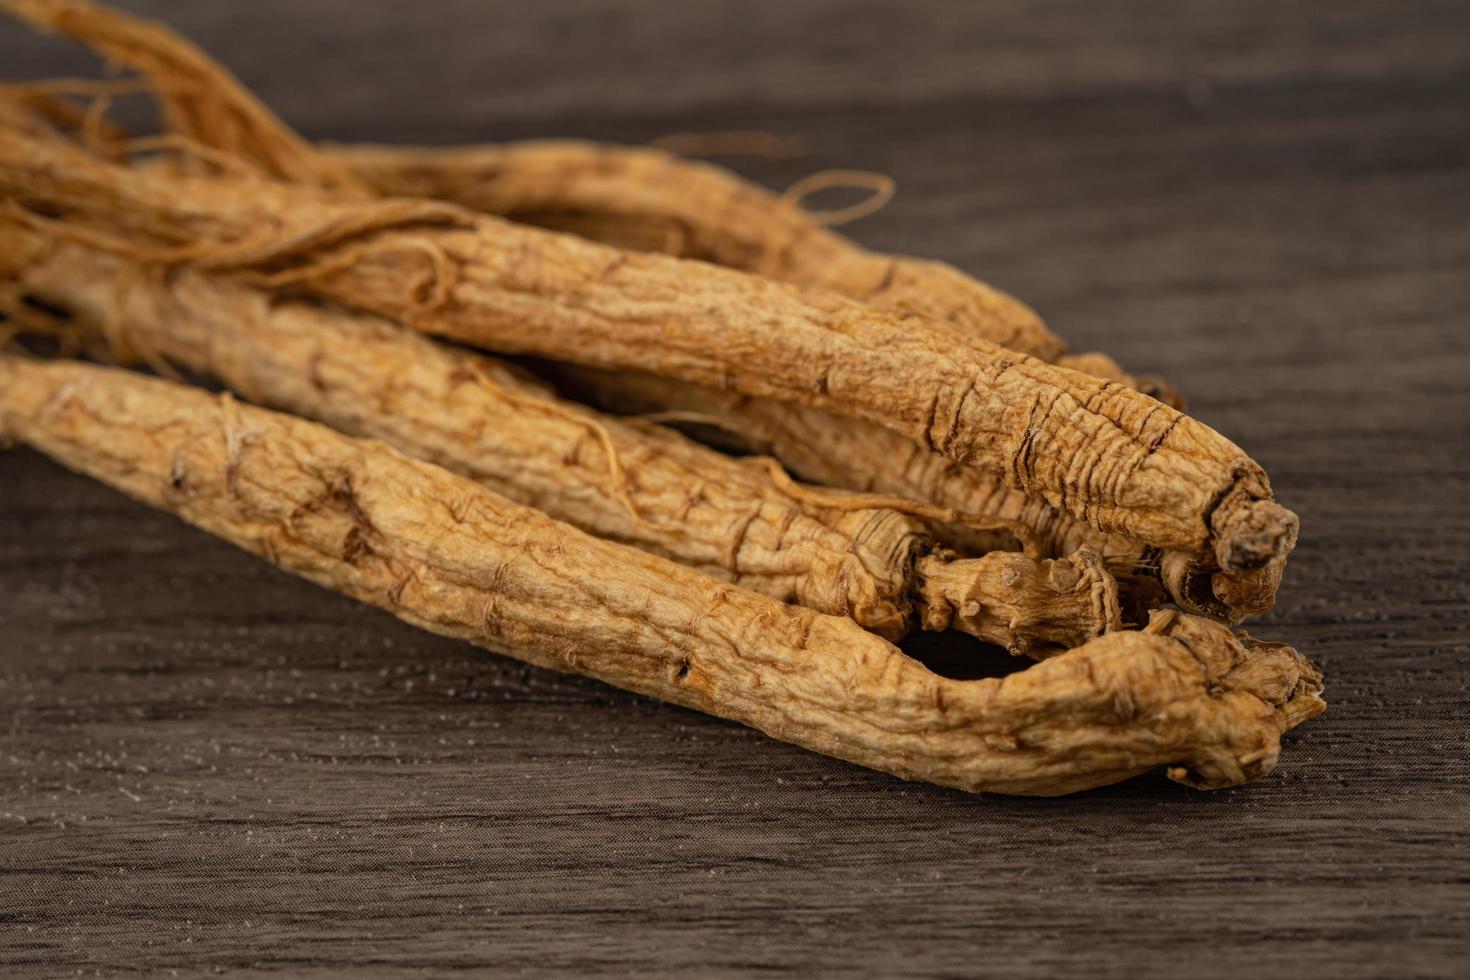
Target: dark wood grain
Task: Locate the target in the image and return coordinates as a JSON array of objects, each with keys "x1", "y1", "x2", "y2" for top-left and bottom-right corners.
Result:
[{"x1": 2, "y1": 1, "x2": 1468, "y2": 976}]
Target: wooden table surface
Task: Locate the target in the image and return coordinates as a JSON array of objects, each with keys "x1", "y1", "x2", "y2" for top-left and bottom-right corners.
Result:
[{"x1": 3, "y1": 1, "x2": 1468, "y2": 976}]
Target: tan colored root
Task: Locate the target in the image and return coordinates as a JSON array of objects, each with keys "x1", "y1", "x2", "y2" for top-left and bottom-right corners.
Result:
[
  {"x1": 338, "y1": 137, "x2": 1064, "y2": 351},
  {"x1": 335, "y1": 142, "x2": 1177, "y2": 405},
  {"x1": 0, "y1": 355, "x2": 1324, "y2": 795},
  {"x1": 337, "y1": 139, "x2": 1069, "y2": 355},
  {"x1": 0, "y1": 0, "x2": 1066, "y2": 359},
  {"x1": 1, "y1": 3, "x2": 1195, "y2": 537},
  {"x1": 538, "y1": 362, "x2": 1285, "y2": 624},
  {"x1": 0, "y1": 125, "x2": 1295, "y2": 573},
  {"x1": 0, "y1": 219, "x2": 1121, "y2": 650}
]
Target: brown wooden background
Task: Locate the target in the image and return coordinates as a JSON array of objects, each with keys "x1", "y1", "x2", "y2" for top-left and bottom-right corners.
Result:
[{"x1": 3, "y1": 1, "x2": 1468, "y2": 976}]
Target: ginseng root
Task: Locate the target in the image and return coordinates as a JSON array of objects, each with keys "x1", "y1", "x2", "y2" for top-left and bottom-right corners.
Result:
[
  {"x1": 0, "y1": 219, "x2": 1120, "y2": 653},
  {"x1": 2, "y1": 0, "x2": 1180, "y2": 397},
  {"x1": 537, "y1": 362, "x2": 1286, "y2": 624},
  {"x1": 0, "y1": 124, "x2": 1297, "y2": 574},
  {"x1": 338, "y1": 143, "x2": 1181, "y2": 404},
  {"x1": 0, "y1": 0, "x2": 1055, "y2": 359},
  {"x1": 335, "y1": 144, "x2": 1182, "y2": 405},
  {"x1": 337, "y1": 139, "x2": 1068, "y2": 357},
  {"x1": 0, "y1": 355, "x2": 1325, "y2": 796}
]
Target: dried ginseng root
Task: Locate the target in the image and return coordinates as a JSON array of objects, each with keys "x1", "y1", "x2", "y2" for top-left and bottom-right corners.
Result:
[
  {"x1": 337, "y1": 144, "x2": 1182, "y2": 405},
  {"x1": 2, "y1": 0, "x2": 1179, "y2": 403},
  {"x1": 538, "y1": 362, "x2": 1286, "y2": 625},
  {"x1": 0, "y1": 220, "x2": 1120, "y2": 654},
  {"x1": 337, "y1": 140, "x2": 1070, "y2": 355},
  {"x1": 0, "y1": 355, "x2": 1325, "y2": 796},
  {"x1": 0, "y1": 0, "x2": 1051, "y2": 357},
  {"x1": 0, "y1": 126, "x2": 1297, "y2": 577}
]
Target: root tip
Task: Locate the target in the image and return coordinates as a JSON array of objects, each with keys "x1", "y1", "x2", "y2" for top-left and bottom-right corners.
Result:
[{"x1": 1213, "y1": 499, "x2": 1298, "y2": 574}]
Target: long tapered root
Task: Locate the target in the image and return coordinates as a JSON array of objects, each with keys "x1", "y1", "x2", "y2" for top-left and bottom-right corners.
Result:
[
  {"x1": 0, "y1": 356, "x2": 1325, "y2": 796},
  {"x1": 0, "y1": 124, "x2": 1299, "y2": 571},
  {"x1": 0, "y1": 1, "x2": 1324, "y2": 796}
]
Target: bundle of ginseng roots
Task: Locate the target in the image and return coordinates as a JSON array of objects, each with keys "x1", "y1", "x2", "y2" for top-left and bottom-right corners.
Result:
[{"x1": 0, "y1": 0, "x2": 1323, "y2": 796}]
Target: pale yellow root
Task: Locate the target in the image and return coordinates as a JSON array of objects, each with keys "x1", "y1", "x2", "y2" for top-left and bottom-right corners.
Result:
[
  {"x1": 538, "y1": 362, "x2": 1287, "y2": 624},
  {"x1": 0, "y1": 219, "x2": 1119, "y2": 651},
  {"x1": 1, "y1": 0, "x2": 1193, "y2": 404},
  {"x1": 0, "y1": 125, "x2": 1298, "y2": 574},
  {"x1": 0, "y1": 354, "x2": 1325, "y2": 796}
]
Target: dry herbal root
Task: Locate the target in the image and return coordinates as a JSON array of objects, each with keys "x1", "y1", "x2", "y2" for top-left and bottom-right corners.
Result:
[
  {"x1": 539, "y1": 362, "x2": 1286, "y2": 624},
  {"x1": 0, "y1": 219, "x2": 1122, "y2": 654},
  {"x1": 0, "y1": 125, "x2": 1297, "y2": 575},
  {"x1": 0, "y1": 355, "x2": 1325, "y2": 795},
  {"x1": 340, "y1": 141, "x2": 1184, "y2": 404},
  {"x1": 2, "y1": 0, "x2": 1188, "y2": 407},
  {"x1": 327, "y1": 143, "x2": 1177, "y2": 403},
  {"x1": 1, "y1": 0, "x2": 1053, "y2": 358},
  {"x1": 0, "y1": 2, "x2": 1202, "y2": 608},
  {"x1": 337, "y1": 140, "x2": 1066, "y2": 356}
]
